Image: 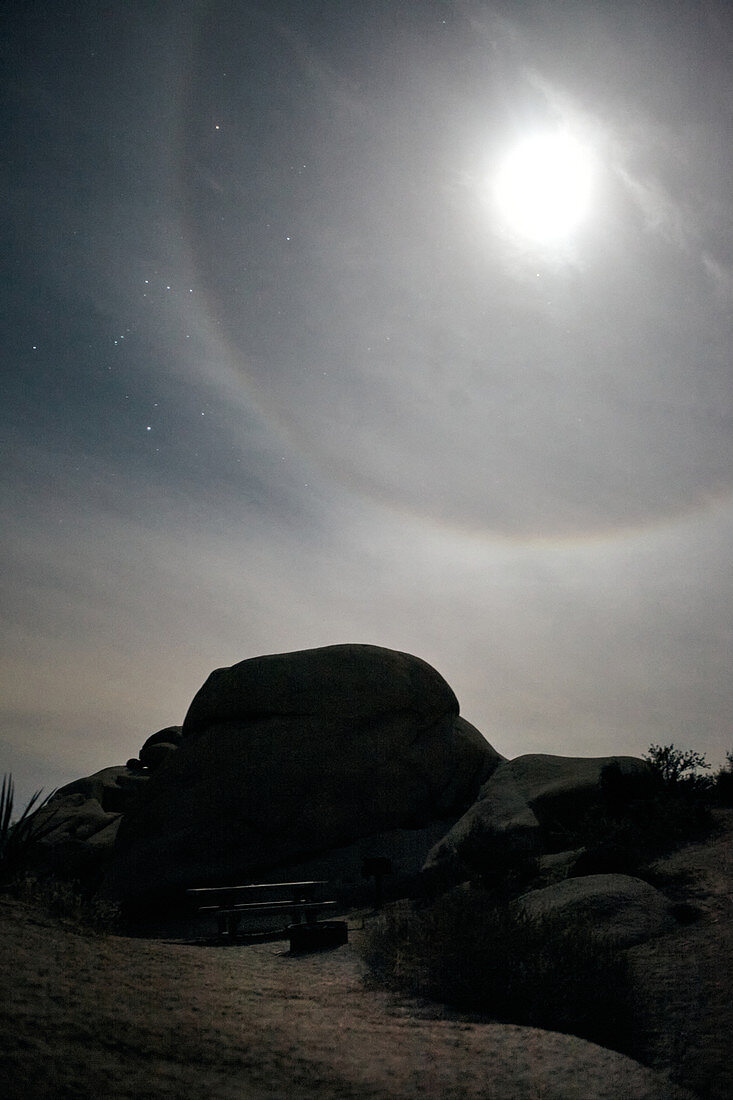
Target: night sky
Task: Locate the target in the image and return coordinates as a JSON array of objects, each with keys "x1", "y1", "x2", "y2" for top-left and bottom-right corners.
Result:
[{"x1": 3, "y1": 0, "x2": 732, "y2": 807}]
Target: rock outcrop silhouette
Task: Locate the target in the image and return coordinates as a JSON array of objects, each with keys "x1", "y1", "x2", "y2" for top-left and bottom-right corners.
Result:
[
  {"x1": 101, "y1": 644, "x2": 503, "y2": 903},
  {"x1": 424, "y1": 753, "x2": 650, "y2": 878}
]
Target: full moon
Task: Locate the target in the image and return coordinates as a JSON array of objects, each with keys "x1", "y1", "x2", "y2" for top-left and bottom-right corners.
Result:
[{"x1": 494, "y1": 133, "x2": 594, "y2": 243}]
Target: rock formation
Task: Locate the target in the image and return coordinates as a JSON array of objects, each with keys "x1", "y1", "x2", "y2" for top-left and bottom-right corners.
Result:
[
  {"x1": 24, "y1": 765, "x2": 149, "y2": 885},
  {"x1": 424, "y1": 753, "x2": 651, "y2": 878},
  {"x1": 101, "y1": 644, "x2": 504, "y2": 903},
  {"x1": 29, "y1": 647, "x2": 666, "y2": 937}
]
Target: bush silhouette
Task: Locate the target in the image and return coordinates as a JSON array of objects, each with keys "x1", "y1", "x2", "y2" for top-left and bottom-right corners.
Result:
[
  {"x1": 714, "y1": 752, "x2": 733, "y2": 807},
  {"x1": 643, "y1": 743, "x2": 712, "y2": 794},
  {"x1": 560, "y1": 756, "x2": 716, "y2": 880},
  {"x1": 14, "y1": 873, "x2": 121, "y2": 934}
]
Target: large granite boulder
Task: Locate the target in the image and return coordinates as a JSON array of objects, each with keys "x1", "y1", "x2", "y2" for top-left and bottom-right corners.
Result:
[
  {"x1": 182, "y1": 644, "x2": 461, "y2": 734},
  {"x1": 424, "y1": 753, "x2": 651, "y2": 878},
  {"x1": 515, "y1": 873, "x2": 676, "y2": 948},
  {"x1": 102, "y1": 645, "x2": 503, "y2": 903}
]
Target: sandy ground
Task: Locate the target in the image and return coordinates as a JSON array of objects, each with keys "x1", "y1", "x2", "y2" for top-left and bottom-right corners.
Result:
[{"x1": 1, "y1": 813, "x2": 729, "y2": 1099}]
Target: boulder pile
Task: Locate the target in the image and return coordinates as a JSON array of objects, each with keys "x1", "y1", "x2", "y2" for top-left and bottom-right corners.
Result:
[
  {"x1": 101, "y1": 644, "x2": 503, "y2": 902},
  {"x1": 28, "y1": 644, "x2": 682, "y2": 953}
]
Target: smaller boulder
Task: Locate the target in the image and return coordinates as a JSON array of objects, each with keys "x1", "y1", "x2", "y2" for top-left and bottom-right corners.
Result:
[
  {"x1": 515, "y1": 873, "x2": 676, "y2": 948},
  {"x1": 139, "y1": 741, "x2": 179, "y2": 771},
  {"x1": 24, "y1": 765, "x2": 148, "y2": 887},
  {"x1": 50, "y1": 766, "x2": 137, "y2": 814},
  {"x1": 425, "y1": 754, "x2": 650, "y2": 879},
  {"x1": 37, "y1": 794, "x2": 119, "y2": 846},
  {"x1": 140, "y1": 726, "x2": 183, "y2": 751},
  {"x1": 138, "y1": 726, "x2": 183, "y2": 770},
  {"x1": 537, "y1": 848, "x2": 585, "y2": 883}
]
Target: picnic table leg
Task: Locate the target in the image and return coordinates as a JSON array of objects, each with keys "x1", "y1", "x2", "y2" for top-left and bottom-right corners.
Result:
[
  {"x1": 217, "y1": 912, "x2": 239, "y2": 936},
  {"x1": 291, "y1": 897, "x2": 314, "y2": 923}
]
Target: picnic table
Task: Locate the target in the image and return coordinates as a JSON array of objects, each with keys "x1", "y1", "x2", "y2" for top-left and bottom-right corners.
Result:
[{"x1": 186, "y1": 880, "x2": 338, "y2": 937}]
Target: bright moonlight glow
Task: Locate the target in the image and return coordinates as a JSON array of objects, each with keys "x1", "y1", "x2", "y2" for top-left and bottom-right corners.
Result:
[{"x1": 494, "y1": 133, "x2": 594, "y2": 243}]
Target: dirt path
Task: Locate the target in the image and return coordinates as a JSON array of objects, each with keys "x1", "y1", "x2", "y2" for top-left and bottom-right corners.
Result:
[{"x1": 0, "y1": 897, "x2": 693, "y2": 1100}]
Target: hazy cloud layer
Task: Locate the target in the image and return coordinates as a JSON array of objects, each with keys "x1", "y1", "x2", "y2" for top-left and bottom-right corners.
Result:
[{"x1": 2, "y1": 1, "x2": 731, "y2": 807}]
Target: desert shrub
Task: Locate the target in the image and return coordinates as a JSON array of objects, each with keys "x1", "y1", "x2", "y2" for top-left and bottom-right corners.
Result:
[
  {"x1": 714, "y1": 752, "x2": 733, "y2": 807},
  {"x1": 643, "y1": 744, "x2": 713, "y2": 795},
  {"x1": 14, "y1": 874, "x2": 121, "y2": 934},
  {"x1": 0, "y1": 774, "x2": 59, "y2": 887},
  {"x1": 562, "y1": 758, "x2": 715, "y2": 879},
  {"x1": 584, "y1": 799, "x2": 709, "y2": 870},
  {"x1": 360, "y1": 889, "x2": 631, "y2": 1051}
]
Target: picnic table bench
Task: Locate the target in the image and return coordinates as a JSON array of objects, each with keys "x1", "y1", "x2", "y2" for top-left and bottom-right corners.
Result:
[{"x1": 186, "y1": 880, "x2": 338, "y2": 938}]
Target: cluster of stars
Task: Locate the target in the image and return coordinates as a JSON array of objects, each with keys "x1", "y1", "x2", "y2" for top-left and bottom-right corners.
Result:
[{"x1": 141, "y1": 278, "x2": 195, "y2": 298}]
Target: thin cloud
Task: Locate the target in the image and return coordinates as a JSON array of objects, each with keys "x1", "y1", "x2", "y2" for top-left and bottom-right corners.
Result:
[{"x1": 702, "y1": 251, "x2": 733, "y2": 302}]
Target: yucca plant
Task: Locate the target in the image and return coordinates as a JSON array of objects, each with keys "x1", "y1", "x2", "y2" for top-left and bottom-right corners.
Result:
[{"x1": 0, "y1": 774, "x2": 59, "y2": 886}]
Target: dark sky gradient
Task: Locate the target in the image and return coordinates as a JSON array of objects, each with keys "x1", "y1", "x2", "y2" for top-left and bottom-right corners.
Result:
[{"x1": 3, "y1": 1, "x2": 732, "y2": 807}]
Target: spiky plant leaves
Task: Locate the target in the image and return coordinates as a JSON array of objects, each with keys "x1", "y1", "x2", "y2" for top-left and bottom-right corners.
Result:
[{"x1": 0, "y1": 775, "x2": 60, "y2": 885}]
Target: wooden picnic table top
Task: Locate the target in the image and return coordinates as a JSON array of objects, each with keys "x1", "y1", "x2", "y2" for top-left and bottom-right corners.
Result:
[
  {"x1": 210, "y1": 900, "x2": 337, "y2": 914},
  {"x1": 186, "y1": 881, "x2": 327, "y2": 896}
]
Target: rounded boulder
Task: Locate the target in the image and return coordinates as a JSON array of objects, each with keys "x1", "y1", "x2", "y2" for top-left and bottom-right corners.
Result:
[{"x1": 515, "y1": 873, "x2": 676, "y2": 947}]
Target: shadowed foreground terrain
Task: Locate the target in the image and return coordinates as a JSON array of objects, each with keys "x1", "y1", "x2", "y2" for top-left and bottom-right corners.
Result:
[
  {"x1": 1, "y1": 813, "x2": 730, "y2": 1099},
  {"x1": 0, "y1": 902, "x2": 688, "y2": 1100}
]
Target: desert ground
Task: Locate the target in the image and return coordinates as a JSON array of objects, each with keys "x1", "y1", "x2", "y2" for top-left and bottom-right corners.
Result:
[{"x1": 1, "y1": 814, "x2": 730, "y2": 1100}]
